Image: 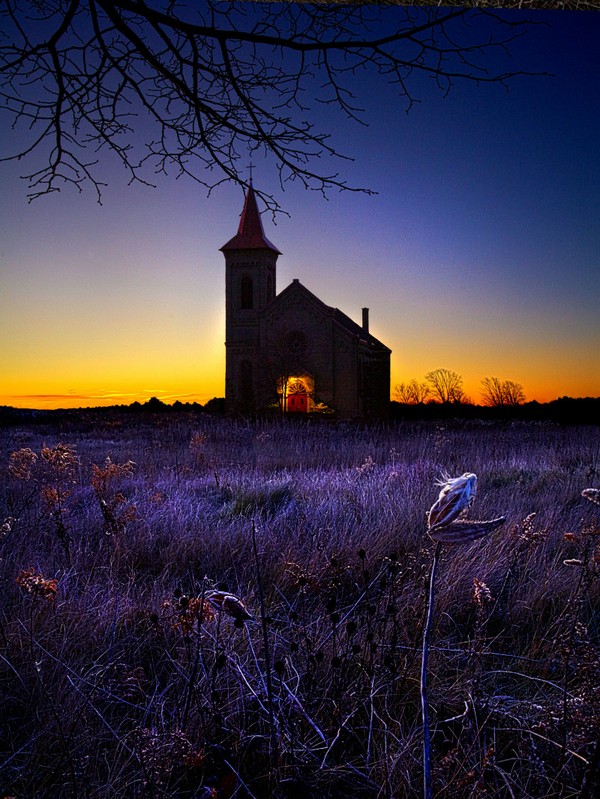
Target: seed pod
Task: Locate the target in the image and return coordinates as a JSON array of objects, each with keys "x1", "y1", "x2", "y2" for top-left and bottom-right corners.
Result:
[
  {"x1": 206, "y1": 590, "x2": 254, "y2": 622},
  {"x1": 581, "y1": 488, "x2": 600, "y2": 506},
  {"x1": 428, "y1": 516, "x2": 506, "y2": 544},
  {"x1": 428, "y1": 473, "x2": 477, "y2": 531}
]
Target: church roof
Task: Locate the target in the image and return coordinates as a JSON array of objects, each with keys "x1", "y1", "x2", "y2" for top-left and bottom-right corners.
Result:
[
  {"x1": 275, "y1": 279, "x2": 391, "y2": 353},
  {"x1": 220, "y1": 186, "x2": 281, "y2": 254}
]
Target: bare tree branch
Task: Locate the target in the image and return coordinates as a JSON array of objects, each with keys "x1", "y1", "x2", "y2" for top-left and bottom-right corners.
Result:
[
  {"x1": 394, "y1": 378, "x2": 430, "y2": 404},
  {"x1": 0, "y1": 1, "x2": 546, "y2": 210},
  {"x1": 425, "y1": 367, "x2": 465, "y2": 404},
  {"x1": 481, "y1": 376, "x2": 526, "y2": 406}
]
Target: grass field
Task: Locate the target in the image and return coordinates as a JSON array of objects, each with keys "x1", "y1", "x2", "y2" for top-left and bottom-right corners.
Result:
[{"x1": 1, "y1": 413, "x2": 599, "y2": 798}]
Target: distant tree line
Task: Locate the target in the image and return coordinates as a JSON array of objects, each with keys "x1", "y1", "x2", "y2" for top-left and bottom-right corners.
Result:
[
  {"x1": 394, "y1": 368, "x2": 526, "y2": 407},
  {"x1": 1, "y1": 393, "x2": 599, "y2": 426},
  {"x1": 389, "y1": 396, "x2": 600, "y2": 425}
]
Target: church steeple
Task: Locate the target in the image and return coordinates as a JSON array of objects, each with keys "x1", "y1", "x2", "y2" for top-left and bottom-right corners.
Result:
[
  {"x1": 221, "y1": 185, "x2": 280, "y2": 415},
  {"x1": 220, "y1": 186, "x2": 281, "y2": 254}
]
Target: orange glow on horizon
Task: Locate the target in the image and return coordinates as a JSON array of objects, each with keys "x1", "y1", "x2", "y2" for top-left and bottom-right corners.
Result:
[
  {"x1": 0, "y1": 391, "x2": 221, "y2": 411},
  {"x1": 0, "y1": 340, "x2": 600, "y2": 410},
  {"x1": 1, "y1": 373, "x2": 597, "y2": 412}
]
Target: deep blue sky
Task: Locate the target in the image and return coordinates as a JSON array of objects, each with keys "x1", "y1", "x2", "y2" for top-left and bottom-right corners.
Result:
[{"x1": 1, "y1": 6, "x2": 599, "y2": 407}]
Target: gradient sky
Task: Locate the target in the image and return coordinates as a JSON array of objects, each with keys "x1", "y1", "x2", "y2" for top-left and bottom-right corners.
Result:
[{"x1": 1, "y1": 7, "x2": 599, "y2": 409}]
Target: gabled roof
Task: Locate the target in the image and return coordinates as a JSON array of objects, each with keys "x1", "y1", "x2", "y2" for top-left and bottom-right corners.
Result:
[
  {"x1": 220, "y1": 186, "x2": 281, "y2": 254},
  {"x1": 272, "y1": 279, "x2": 390, "y2": 353}
]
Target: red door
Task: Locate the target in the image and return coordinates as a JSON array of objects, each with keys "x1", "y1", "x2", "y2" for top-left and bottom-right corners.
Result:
[{"x1": 287, "y1": 393, "x2": 307, "y2": 413}]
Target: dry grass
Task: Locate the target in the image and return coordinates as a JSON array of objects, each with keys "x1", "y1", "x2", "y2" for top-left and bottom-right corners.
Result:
[{"x1": 0, "y1": 414, "x2": 599, "y2": 798}]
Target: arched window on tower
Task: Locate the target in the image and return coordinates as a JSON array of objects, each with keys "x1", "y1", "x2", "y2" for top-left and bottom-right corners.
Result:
[{"x1": 240, "y1": 275, "x2": 253, "y2": 309}]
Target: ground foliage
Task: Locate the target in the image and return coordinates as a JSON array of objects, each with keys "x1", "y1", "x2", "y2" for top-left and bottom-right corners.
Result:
[{"x1": 1, "y1": 414, "x2": 600, "y2": 798}]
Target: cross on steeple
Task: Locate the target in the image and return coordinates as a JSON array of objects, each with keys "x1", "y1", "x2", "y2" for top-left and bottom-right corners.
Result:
[
  {"x1": 248, "y1": 158, "x2": 254, "y2": 186},
  {"x1": 220, "y1": 181, "x2": 281, "y2": 254}
]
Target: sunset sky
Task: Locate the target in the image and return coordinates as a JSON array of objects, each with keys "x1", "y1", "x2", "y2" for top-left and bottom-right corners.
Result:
[{"x1": 1, "y1": 6, "x2": 599, "y2": 409}]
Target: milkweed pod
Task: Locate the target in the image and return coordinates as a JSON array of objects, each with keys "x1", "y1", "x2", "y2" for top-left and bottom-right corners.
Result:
[
  {"x1": 428, "y1": 473, "x2": 477, "y2": 531},
  {"x1": 428, "y1": 516, "x2": 506, "y2": 544},
  {"x1": 206, "y1": 590, "x2": 254, "y2": 622},
  {"x1": 581, "y1": 488, "x2": 600, "y2": 506}
]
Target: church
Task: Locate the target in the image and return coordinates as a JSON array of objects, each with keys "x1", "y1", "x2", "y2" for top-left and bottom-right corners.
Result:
[{"x1": 220, "y1": 187, "x2": 391, "y2": 418}]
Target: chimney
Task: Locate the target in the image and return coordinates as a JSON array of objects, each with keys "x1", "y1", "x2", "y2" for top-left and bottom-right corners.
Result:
[{"x1": 362, "y1": 307, "x2": 369, "y2": 335}]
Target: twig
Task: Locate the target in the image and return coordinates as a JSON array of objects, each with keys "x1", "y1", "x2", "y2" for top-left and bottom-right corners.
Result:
[
  {"x1": 497, "y1": 727, "x2": 589, "y2": 765},
  {"x1": 250, "y1": 519, "x2": 279, "y2": 769},
  {"x1": 421, "y1": 540, "x2": 442, "y2": 799},
  {"x1": 279, "y1": 679, "x2": 327, "y2": 746}
]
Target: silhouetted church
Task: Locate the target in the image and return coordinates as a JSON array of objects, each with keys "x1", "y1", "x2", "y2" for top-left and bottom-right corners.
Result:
[{"x1": 221, "y1": 187, "x2": 391, "y2": 418}]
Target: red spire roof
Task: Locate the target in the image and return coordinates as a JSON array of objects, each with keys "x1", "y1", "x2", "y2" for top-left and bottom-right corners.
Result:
[{"x1": 220, "y1": 186, "x2": 281, "y2": 254}]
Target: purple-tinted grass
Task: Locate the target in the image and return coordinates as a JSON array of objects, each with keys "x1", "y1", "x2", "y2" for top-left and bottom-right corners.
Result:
[{"x1": 0, "y1": 414, "x2": 599, "y2": 798}]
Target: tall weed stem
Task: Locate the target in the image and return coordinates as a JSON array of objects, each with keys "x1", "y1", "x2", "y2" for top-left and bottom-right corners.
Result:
[
  {"x1": 251, "y1": 519, "x2": 279, "y2": 770},
  {"x1": 421, "y1": 541, "x2": 442, "y2": 799}
]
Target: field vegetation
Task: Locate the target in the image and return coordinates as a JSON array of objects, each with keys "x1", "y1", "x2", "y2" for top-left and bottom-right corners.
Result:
[{"x1": 1, "y1": 414, "x2": 599, "y2": 798}]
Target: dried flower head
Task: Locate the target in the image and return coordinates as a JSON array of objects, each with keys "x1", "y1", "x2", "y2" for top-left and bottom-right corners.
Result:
[
  {"x1": 284, "y1": 560, "x2": 322, "y2": 591},
  {"x1": 16, "y1": 567, "x2": 58, "y2": 602},
  {"x1": 473, "y1": 578, "x2": 493, "y2": 607},
  {"x1": 356, "y1": 455, "x2": 375, "y2": 475},
  {"x1": 8, "y1": 448, "x2": 38, "y2": 480},
  {"x1": 131, "y1": 727, "x2": 200, "y2": 788},
  {"x1": 1, "y1": 517, "x2": 16, "y2": 537},
  {"x1": 428, "y1": 472, "x2": 477, "y2": 531},
  {"x1": 91, "y1": 457, "x2": 135, "y2": 495},
  {"x1": 182, "y1": 747, "x2": 206, "y2": 768},
  {"x1": 582, "y1": 488, "x2": 600, "y2": 506},
  {"x1": 40, "y1": 443, "x2": 79, "y2": 480},
  {"x1": 163, "y1": 595, "x2": 216, "y2": 635},
  {"x1": 40, "y1": 485, "x2": 61, "y2": 511},
  {"x1": 206, "y1": 590, "x2": 254, "y2": 622},
  {"x1": 516, "y1": 512, "x2": 547, "y2": 546},
  {"x1": 189, "y1": 432, "x2": 208, "y2": 449}
]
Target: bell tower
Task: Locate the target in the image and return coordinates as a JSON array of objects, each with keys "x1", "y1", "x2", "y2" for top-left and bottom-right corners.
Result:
[{"x1": 220, "y1": 186, "x2": 280, "y2": 413}]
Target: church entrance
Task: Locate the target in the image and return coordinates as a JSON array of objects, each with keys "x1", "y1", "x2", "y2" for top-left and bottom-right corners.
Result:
[
  {"x1": 287, "y1": 392, "x2": 307, "y2": 413},
  {"x1": 284, "y1": 377, "x2": 310, "y2": 414}
]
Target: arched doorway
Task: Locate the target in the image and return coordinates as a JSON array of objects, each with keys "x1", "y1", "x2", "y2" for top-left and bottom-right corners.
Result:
[{"x1": 285, "y1": 377, "x2": 309, "y2": 413}]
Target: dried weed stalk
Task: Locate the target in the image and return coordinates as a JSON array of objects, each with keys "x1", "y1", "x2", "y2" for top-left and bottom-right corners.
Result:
[
  {"x1": 421, "y1": 472, "x2": 505, "y2": 799},
  {"x1": 91, "y1": 457, "x2": 136, "y2": 536}
]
